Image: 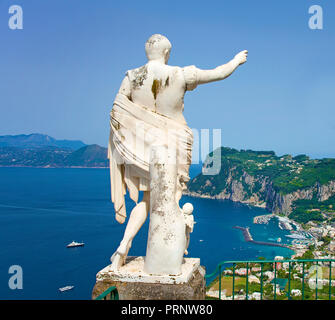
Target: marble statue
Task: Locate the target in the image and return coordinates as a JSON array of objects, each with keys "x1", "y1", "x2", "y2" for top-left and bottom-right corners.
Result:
[{"x1": 108, "y1": 34, "x2": 247, "y2": 275}]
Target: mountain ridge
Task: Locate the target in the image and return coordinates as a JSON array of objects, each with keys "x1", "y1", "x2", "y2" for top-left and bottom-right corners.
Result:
[
  {"x1": 0, "y1": 134, "x2": 108, "y2": 168},
  {"x1": 0, "y1": 133, "x2": 86, "y2": 150},
  {"x1": 187, "y1": 147, "x2": 335, "y2": 224}
]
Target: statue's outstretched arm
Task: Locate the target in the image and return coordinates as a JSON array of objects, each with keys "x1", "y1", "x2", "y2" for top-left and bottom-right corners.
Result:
[{"x1": 196, "y1": 50, "x2": 248, "y2": 85}]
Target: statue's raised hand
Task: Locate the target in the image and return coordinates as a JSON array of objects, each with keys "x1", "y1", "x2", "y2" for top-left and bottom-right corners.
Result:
[{"x1": 234, "y1": 50, "x2": 248, "y2": 65}]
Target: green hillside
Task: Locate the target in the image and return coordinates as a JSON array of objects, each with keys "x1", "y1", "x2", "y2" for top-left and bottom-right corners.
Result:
[
  {"x1": 188, "y1": 147, "x2": 335, "y2": 223},
  {"x1": 190, "y1": 147, "x2": 335, "y2": 195}
]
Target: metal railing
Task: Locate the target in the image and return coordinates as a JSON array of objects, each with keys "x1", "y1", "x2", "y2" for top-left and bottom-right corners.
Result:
[
  {"x1": 205, "y1": 259, "x2": 335, "y2": 300},
  {"x1": 95, "y1": 286, "x2": 119, "y2": 300}
]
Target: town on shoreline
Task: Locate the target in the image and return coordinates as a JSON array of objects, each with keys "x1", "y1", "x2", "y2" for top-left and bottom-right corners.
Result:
[{"x1": 205, "y1": 210, "x2": 335, "y2": 300}]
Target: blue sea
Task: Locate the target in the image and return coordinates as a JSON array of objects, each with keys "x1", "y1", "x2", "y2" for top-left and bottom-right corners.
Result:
[{"x1": 0, "y1": 166, "x2": 293, "y2": 300}]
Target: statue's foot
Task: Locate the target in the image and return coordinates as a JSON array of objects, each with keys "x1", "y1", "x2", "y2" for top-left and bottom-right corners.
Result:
[
  {"x1": 109, "y1": 240, "x2": 132, "y2": 272},
  {"x1": 109, "y1": 251, "x2": 125, "y2": 272}
]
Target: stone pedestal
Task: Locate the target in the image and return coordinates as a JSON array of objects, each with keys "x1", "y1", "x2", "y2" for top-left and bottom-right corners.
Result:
[{"x1": 92, "y1": 257, "x2": 206, "y2": 300}]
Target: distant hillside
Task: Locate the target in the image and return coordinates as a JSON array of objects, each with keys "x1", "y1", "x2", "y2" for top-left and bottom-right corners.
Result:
[
  {"x1": 0, "y1": 142, "x2": 108, "y2": 168},
  {"x1": 187, "y1": 147, "x2": 335, "y2": 224},
  {"x1": 0, "y1": 134, "x2": 86, "y2": 150},
  {"x1": 0, "y1": 146, "x2": 72, "y2": 167},
  {"x1": 65, "y1": 144, "x2": 108, "y2": 167}
]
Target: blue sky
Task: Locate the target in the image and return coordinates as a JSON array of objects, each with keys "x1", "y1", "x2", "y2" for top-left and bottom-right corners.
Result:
[{"x1": 0, "y1": 0, "x2": 334, "y2": 158}]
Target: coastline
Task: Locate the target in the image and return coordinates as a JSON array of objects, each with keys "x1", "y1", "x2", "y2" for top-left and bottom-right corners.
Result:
[
  {"x1": 184, "y1": 190, "x2": 303, "y2": 257},
  {"x1": 184, "y1": 190, "x2": 304, "y2": 231},
  {"x1": 183, "y1": 190, "x2": 267, "y2": 208}
]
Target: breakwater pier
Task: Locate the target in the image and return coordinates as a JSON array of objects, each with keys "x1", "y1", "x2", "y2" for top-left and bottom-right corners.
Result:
[{"x1": 234, "y1": 226, "x2": 292, "y2": 249}]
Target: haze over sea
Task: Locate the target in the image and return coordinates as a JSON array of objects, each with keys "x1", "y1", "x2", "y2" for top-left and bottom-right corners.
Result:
[{"x1": 0, "y1": 165, "x2": 293, "y2": 300}]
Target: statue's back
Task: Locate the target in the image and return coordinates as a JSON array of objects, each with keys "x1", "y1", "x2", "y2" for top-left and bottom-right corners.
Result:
[{"x1": 127, "y1": 62, "x2": 187, "y2": 124}]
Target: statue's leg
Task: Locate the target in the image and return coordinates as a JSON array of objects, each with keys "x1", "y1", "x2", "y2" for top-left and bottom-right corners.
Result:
[
  {"x1": 176, "y1": 188, "x2": 182, "y2": 204},
  {"x1": 110, "y1": 191, "x2": 150, "y2": 271}
]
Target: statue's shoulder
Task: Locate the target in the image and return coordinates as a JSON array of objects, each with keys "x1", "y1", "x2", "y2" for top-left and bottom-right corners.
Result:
[
  {"x1": 126, "y1": 65, "x2": 148, "y2": 81},
  {"x1": 125, "y1": 65, "x2": 150, "y2": 89},
  {"x1": 181, "y1": 65, "x2": 198, "y2": 91},
  {"x1": 165, "y1": 64, "x2": 183, "y2": 73},
  {"x1": 164, "y1": 64, "x2": 198, "y2": 83},
  {"x1": 126, "y1": 64, "x2": 184, "y2": 84}
]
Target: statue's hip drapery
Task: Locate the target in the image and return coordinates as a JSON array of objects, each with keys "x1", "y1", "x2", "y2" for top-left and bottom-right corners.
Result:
[{"x1": 108, "y1": 93, "x2": 193, "y2": 223}]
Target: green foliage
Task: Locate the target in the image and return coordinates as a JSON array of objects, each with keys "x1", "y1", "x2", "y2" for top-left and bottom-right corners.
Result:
[
  {"x1": 293, "y1": 154, "x2": 310, "y2": 162},
  {"x1": 296, "y1": 249, "x2": 314, "y2": 260},
  {"x1": 278, "y1": 269, "x2": 287, "y2": 278},
  {"x1": 293, "y1": 196, "x2": 335, "y2": 212},
  {"x1": 262, "y1": 263, "x2": 273, "y2": 272},
  {"x1": 321, "y1": 236, "x2": 332, "y2": 246},
  {"x1": 234, "y1": 282, "x2": 261, "y2": 295},
  {"x1": 189, "y1": 147, "x2": 335, "y2": 196},
  {"x1": 288, "y1": 196, "x2": 335, "y2": 223},
  {"x1": 289, "y1": 209, "x2": 324, "y2": 224},
  {"x1": 188, "y1": 147, "x2": 335, "y2": 224},
  {"x1": 263, "y1": 283, "x2": 274, "y2": 298}
]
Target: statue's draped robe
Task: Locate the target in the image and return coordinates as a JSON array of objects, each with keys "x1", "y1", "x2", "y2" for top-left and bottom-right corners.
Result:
[{"x1": 108, "y1": 93, "x2": 193, "y2": 223}]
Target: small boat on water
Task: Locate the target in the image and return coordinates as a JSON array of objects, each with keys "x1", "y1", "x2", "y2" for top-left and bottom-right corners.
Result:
[
  {"x1": 59, "y1": 286, "x2": 74, "y2": 292},
  {"x1": 285, "y1": 234, "x2": 307, "y2": 240},
  {"x1": 66, "y1": 241, "x2": 84, "y2": 248},
  {"x1": 199, "y1": 239, "x2": 204, "y2": 242}
]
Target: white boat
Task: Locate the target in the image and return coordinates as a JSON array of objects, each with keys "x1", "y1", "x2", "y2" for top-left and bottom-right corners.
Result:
[
  {"x1": 285, "y1": 234, "x2": 307, "y2": 240},
  {"x1": 66, "y1": 241, "x2": 84, "y2": 248},
  {"x1": 59, "y1": 286, "x2": 74, "y2": 292},
  {"x1": 199, "y1": 239, "x2": 204, "y2": 242}
]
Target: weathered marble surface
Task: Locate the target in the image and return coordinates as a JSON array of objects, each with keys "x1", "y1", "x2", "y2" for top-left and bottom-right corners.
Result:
[
  {"x1": 144, "y1": 145, "x2": 187, "y2": 275},
  {"x1": 92, "y1": 257, "x2": 206, "y2": 300},
  {"x1": 108, "y1": 33, "x2": 248, "y2": 275}
]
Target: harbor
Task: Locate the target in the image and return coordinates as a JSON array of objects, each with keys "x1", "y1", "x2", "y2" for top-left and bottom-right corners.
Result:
[
  {"x1": 253, "y1": 214, "x2": 302, "y2": 231},
  {"x1": 234, "y1": 226, "x2": 293, "y2": 250}
]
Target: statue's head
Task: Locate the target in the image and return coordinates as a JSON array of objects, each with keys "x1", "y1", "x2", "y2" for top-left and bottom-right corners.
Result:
[
  {"x1": 182, "y1": 203, "x2": 194, "y2": 215},
  {"x1": 145, "y1": 34, "x2": 171, "y2": 63}
]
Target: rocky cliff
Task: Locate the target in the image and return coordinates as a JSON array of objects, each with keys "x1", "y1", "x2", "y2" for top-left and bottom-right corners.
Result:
[{"x1": 187, "y1": 147, "x2": 335, "y2": 217}]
